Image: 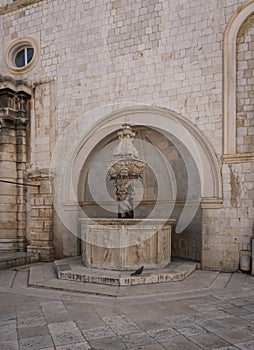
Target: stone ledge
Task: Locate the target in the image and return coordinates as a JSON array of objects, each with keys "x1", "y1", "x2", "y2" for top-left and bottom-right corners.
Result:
[
  {"x1": 0, "y1": 251, "x2": 39, "y2": 270},
  {"x1": 53, "y1": 256, "x2": 197, "y2": 287},
  {"x1": 223, "y1": 153, "x2": 254, "y2": 163}
]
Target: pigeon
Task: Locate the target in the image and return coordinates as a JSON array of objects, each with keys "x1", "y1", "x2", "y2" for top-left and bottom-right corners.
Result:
[{"x1": 131, "y1": 266, "x2": 144, "y2": 276}]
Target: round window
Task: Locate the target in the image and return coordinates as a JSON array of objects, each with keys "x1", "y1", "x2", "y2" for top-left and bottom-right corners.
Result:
[
  {"x1": 5, "y1": 37, "x2": 39, "y2": 74},
  {"x1": 14, "y1": 47, "x2": 34, "y2": 68}
]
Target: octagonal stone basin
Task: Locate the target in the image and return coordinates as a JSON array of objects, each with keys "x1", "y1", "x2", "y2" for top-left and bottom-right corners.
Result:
[{"x1": 80, "y1": 218, "x2": 175, "y2": 270}]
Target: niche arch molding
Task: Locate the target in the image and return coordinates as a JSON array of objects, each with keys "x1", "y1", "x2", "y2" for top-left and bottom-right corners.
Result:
[{"x1": 224, "y1": 0, "x2": 254, "y2": 162}]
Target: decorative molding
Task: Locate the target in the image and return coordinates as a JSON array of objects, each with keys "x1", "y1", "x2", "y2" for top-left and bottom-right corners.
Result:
[
  {"x1": 27, "y1": 168, "x2": 53, "y2": 180},
  {"x1": 33, "y1": 77, "x2": 56, "y2": 86},
  {"x1": 200, "y1": 197, "x2": 224, "y2": 209},
  {"x1": 67, "y1": 105, "x2": 223, "y2": 201},
  {"x1": 224, "y1": 0, "x2": 254, "y2": 155},
  {"x1": 0, "y1": 79, "x2": 31, "y2": 125},
  {"x1": 0, "y1": 74, "x2": 32, "y2": 95},
  {"x1": 223, "y1": 153, "x2": 254, "y2": 163}
]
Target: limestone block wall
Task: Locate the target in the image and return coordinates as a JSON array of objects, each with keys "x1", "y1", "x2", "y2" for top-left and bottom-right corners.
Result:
[
  {"x1": 172, "y1": 207, "x2": 202, "y2": 262},
  {"x1": 0, "y1": 0, "x2": 253, "y2": 270},
  {"x1": 236, "y1": 13, "x2": 254, "y2": 153},
  {"x1": 26, "y1": 170, "x2": 54, "y2": 261},
  {"x1": 31, "y1": 79, "x2": 57, "y2": 170},
  {"x1": 0, "y1": 0, "x2": 245, "y2": 151},
  {"x1": 202, "y1": 162, "x2": 254, "y2": 271}
]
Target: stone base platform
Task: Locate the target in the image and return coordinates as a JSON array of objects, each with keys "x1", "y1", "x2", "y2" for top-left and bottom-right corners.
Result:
[
  {"x1": 0, "y1": 252, "x2": 40, "y2": 270},
  {"x1": 54, "y1": 256, "x2": 198, "y2": 286}
]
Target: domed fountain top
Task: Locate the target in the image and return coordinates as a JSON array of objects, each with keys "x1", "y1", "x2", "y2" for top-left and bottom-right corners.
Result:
[{"x1": 113, "y1": 124, "x2": 139, "y2": 159}]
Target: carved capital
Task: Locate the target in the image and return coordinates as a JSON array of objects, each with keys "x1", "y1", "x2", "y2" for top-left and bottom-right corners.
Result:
[
  {"x1": 0, "y1": 85, "x2": 31, "y2": 126},
  {"x1": 108, "y1": 158, "x2": 146, "y2": 180}
]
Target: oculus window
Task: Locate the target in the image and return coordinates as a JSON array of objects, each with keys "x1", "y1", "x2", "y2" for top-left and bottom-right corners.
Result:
[
  {"x1": 5, "y1": 37, "x2": 39, "y2": 74},
  {"x1": 14, "y1": 47, "x2": 34, "y2": 68}
]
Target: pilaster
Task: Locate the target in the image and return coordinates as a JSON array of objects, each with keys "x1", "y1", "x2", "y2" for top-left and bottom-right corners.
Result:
[
  {"x1": 0, "y1": 85, "x2": 31, "y2": 252},
  {"x1": 0, "y1": 119, "x2": 18, "y2": 251}
]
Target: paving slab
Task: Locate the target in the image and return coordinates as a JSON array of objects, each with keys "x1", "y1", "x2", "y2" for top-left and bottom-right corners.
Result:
[
  {"x1": 235, "y1": 340, "x2": 254, "y2": 350},
  {"x1": 19, "y1": 335, "x2": 54, "y2": 350},
  {"x1": 55, "y1": 342, "x2": 91, "y2": 350},
  {"x1": 188, "y1": 333, "x2": 233, "y2": 349},
  {"x1": 82, "y1": 326, "x2": 116, "y2": 340},
  {"x1": 0, "y1": 319, "x2": 18, "y2": 341},
  {"x1": 88, "y1": 336, "x2": 126, "y2": 350},
  {"x1": 120, "y1": 331, "x2": 156, "y2": 348},
  {"x1": 195, "y1": 318, "x2": 231, "y2": 333},
  {"x1": 0, "y1": 339, "x2": 19, "y2": 350},
  {"x1": 215, "y1": 327, "x2": 254, "y2": 344},
  {"x1": 160, "y1": 335, "x2": 203, "y2": 349},
  {"x1": 219, "y1": 316, "x2": 251, "y2": 329},
  {"x1": 147, "y1": 327, "x2": 179, "y2": 342},
  {"x1": 18, "y1": 325, "x2": 50, "y2": 339},
  {"x1": 50, "y1": 330, "x2": 85, "y2": 346}
]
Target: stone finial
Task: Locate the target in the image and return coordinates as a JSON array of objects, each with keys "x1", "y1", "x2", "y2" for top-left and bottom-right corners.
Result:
[{"x1": 113, "y1": 124, "x2": 139, "y2": 159}]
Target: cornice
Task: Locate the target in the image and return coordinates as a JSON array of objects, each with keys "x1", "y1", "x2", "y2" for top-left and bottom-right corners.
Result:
[
  {"x1": 223, "y1": 153, "x2": 254, "y2": 163},
  {"x1": 0, "y1": 0, "x2": 44, "y2": 15},
  {"x1": 0, "y1": 74, "x2": 32, "y2": 95}
]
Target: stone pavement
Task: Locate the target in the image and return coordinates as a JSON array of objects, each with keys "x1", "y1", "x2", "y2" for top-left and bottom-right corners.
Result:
[{"x1": 0, "y1": 263, "x2": 254, "y2": 350}]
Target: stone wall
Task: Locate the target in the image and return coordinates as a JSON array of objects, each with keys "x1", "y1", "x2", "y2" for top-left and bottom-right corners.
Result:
[
  {"x1": 0, "y1": 0, "x2": 253, "y2": 271},
  {"x1": 0, "y1": 0, "x2": 245, "y2": 152},
  {"x1": 202, "y1": 162, "x2": 254, "y2": 271},
  {"x1": 236, "y1": 13, "x2": 254, "y2": 153},
  {"x1": 26, "y1": 170, "x2": 54, "y2": 261}
]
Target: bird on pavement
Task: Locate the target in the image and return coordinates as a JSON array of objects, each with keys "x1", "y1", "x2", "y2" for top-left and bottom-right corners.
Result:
[{"x1": 131, "y1": 266, "x2": 144, "y2": 276}]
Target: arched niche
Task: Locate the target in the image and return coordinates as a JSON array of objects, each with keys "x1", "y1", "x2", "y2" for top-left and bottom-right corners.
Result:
[
  {"x1": 78, "y1": 126, "x2": 192, "y2": 218},
  {"x1": 67, "y1": 106, "x2": 222, "y2": 203},
  {"x1": 51, "y1": 105, "x2": 222, "y2": 260},
  {"x1": 51, "y1": 105, "x2": 222, "y2": 262},
  {"x1": 224, "y1": 0, "x2": 254, "y2": 161}
]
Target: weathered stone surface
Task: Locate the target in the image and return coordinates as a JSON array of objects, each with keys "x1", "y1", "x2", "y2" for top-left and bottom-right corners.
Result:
[
  {"x1": 0, "y1": 252, "x2": 39, "y2": 270},
  {"x1": 0, "y1": 0, "x2": 254, "y2": 271},
  {"x1": 54, "y1": 256, "x2": 197, "y2": 286},
  {"x1": 81, "y1": 219, "x2": 173, "y2": 270}
]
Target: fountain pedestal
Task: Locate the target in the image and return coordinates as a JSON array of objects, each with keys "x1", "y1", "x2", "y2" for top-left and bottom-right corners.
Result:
[{"x1": 80, "y1": 219, "x2": 175, "y2": 270}]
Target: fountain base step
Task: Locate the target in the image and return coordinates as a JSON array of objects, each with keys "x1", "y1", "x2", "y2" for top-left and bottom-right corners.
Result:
[{"x1": 53, "y1": 256, "x2": 198, "y2": 286}]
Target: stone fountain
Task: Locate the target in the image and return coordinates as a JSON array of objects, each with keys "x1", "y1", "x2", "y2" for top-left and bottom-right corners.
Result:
[
  {"x1": 107, "y1": 124, "x2": 147, "y2": 219},
  {"x1": 80, "y1": 124, "x2": 175, "y2": 270}
]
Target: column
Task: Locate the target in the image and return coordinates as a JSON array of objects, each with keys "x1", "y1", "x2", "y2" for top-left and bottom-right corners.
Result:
[
  {"x1": 0, "y1": 85, "x2": 31, "y2": 252},
  {"x1": 0, "y1": 117, "x2": 18, "y2": 251}
]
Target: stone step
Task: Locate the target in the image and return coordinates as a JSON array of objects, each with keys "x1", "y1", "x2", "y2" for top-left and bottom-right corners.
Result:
[
  {"x1": 53, "y1": 256, "x2": 198, "y2": 286},
  {"x1": 0, "y1": 252, "x2": 40, "y2": 270}
]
